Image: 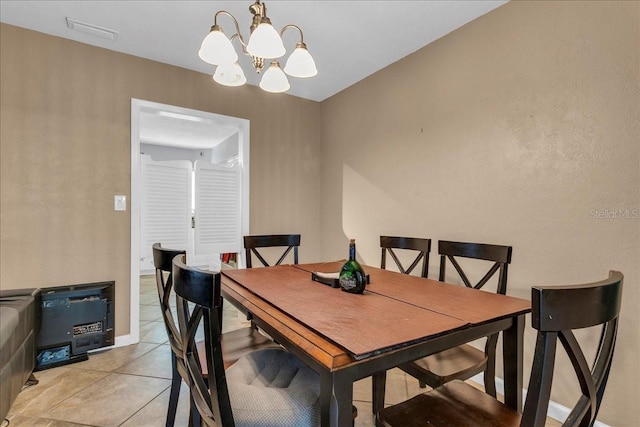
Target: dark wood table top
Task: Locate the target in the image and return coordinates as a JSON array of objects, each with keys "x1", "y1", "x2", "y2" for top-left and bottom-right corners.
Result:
[
  {"x1": 294, "y1": 261, "x2": 531, "y2": 324},
  {"x1": 221, "y1": 263, "x2": 530, "y2": 363}
]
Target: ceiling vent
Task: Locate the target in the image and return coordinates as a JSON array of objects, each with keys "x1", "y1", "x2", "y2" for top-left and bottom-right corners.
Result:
[{"x1": 66, "y1": 17, "x2": 118, "y2": 41}]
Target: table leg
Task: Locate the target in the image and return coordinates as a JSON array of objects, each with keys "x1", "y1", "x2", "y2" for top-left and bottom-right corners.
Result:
[
  {"x1": 320, "y1": 371, "x2": 354, "y2": 427},
  {"x1": 503, "y1": 313, "x2": 525, "y2": 412}
]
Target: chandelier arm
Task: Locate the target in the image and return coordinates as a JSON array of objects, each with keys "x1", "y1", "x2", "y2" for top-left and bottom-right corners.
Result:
[
  {"x1": 214, "y1": 10, "x2": 248, "y2": 48},
  {"x1": 279, "y1": 24, "x2": 304, "y2": 44},
  {"x1": 229, "y1": 34, "x2": 250, "y2": 56}
]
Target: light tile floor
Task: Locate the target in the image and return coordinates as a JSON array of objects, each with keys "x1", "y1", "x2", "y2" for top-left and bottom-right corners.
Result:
[{"x1": 6, "y1": 275, "x2": 559, "y2": 427}]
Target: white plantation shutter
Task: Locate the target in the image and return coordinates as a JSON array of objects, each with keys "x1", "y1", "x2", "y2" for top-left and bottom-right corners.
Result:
[
  {"x1": 140, "y1": 155, "x2": 192, "y2": 270},
  {"x1": 194, "y1": 161, "x2": 241, "y2": 255}
]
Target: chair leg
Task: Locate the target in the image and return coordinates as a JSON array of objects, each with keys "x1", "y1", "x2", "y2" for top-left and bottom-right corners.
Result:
[
  {"x1": 166, "y1": 353, "x2": 181, "y2": 427},
  {"x1": 372, "y1": 371, "x2": 387, "y2": 415},
  {"x1": 484, "y1": 334, "x2": 499, "y2": 397},
  {"x1": 352, "y1": 404, "x2": 358, "y2": 427},
  {"x1": 483, "y1": 366, "x2": 497, "y2": 397},
  {"x1": 189, "y1": 395, "x2": 201, "y2": 427},
  {"x1": 398, "y1": 362, "x2": 428, "y2": 389},
  {"x1": 25, "y1": 373, "x2": 39, "y2": 386}
]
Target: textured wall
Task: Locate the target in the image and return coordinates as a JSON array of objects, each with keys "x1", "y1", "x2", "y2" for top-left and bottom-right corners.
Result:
[
  {"x1": 2, "y1": 1, "x2": 638, "y2": 424},
  {"x1": 320, "y1": 1, "x2": 639, "y2": 425},
  {"x1": 0, "y1": 23, "x2": 322, "y2": 336}
]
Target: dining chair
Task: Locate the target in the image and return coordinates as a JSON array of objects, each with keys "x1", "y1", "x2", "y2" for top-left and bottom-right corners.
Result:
[
  {"x1": 171, "y1": 253, "x2": 321, "y2": 427},
  {"x1": 244, "y1": 234, "x2": 300, "y2": 268},
  {"x1": 378, "y1": 270, "x2": 623, "y2": 427},
  {"x1": 152, "y1": 243, "x2": 278, "y2": 427},
  {"x1": 380, "y1": 236, "x2": 431, "y2": 278},
  {"x1": 398, "y1": 240, "x2": 512, "y2": 396},
  {"x1": 242, "y1": 234, "x2": 359, "y2": 423}
]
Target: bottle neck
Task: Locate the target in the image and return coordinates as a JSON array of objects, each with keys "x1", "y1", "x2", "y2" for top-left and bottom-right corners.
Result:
[{"x1": 349, "y1": 243, "x2": 356, "y2": 261}]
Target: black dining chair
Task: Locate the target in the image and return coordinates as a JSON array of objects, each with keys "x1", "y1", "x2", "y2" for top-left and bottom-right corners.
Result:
[
  {"x1": 242, "y1": 234, "x2": 359, "y2": 424},
  {"x1": 244, "y1": 234, "x2": 300, "y2": 268},
  {"x1": 378, "y1": 270, "x2": 623, "y2": 427},
  {"x1": 152, "y1": 243, "x2": 278, "y2": 427},
  {"x1": 372, "y1": 236, "x2": 433, "y2": 413},
  {"x1": 380, "y1": 236, "x2": 431, "y2": 278},
  {"x1": 398, "y1": 240, "x2": 512, "y2": 396},
  {"x1": 171, "y1": 253, "x2": 321, "y2": 427}
]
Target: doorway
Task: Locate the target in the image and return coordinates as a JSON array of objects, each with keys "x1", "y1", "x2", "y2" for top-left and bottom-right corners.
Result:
[{"x1": 127, "y1": 99, "x2": 250, "y2": 346}]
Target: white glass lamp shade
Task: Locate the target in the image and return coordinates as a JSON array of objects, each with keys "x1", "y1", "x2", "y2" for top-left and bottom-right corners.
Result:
[
  {"x1": 199, "y1": 26, "x2": 237, "y2": 65},
  {"x1": 213, "y1": 63, "x2": 247, "y2": 87},
  {"x1": 246, "y1": 21, "x2": 286, "y2": 59},
  {"x1": 284, "y1": 43, "x2": 317, "y2": 78},
  {"x1": 259, "y1": 61, "x2": 290, "y2": 93}
]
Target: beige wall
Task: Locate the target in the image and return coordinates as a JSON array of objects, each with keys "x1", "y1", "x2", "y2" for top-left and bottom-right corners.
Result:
[
  {"x1": 320, "y1": 1, "x2": 638, "y2": 425},
  {"x1": 0, "y1": 23, "x2": 322, "y2": 336},
  {"x1": 1, "y1": 0, "x2": 639, "y2": 424}
]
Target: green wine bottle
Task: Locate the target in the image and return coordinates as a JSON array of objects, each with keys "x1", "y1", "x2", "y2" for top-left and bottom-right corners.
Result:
[{"x1": 339, "y1": 239, "x2": 367, "y2": 294}]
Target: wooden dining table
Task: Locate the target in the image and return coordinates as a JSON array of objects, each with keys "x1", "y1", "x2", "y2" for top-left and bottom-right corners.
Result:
[{"x1": 220, "y1": 261, "x2": 531, "y2": 427}]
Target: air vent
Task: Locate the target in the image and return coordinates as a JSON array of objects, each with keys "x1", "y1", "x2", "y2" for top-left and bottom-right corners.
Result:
[{"x1": 66, "y1": 17, "x2": 118, "y2": 41}]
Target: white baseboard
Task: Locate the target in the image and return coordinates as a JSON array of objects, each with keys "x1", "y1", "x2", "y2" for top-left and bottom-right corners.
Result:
[
  {"x1": 469, "y1": 374, "x2": 610, "y2": 427},
  {"x1": 86, "y1": 334, "x2": 137, "y2": 354},
  {"x1": 113, "y1": 334, "x2": 137, "y2": 348},
  {"x1": 85, "y1": 335, "x2": 136, "y2": 359}
]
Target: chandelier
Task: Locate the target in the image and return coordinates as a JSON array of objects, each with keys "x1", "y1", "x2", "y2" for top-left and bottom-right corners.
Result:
[{"x1": 198, "y1": 0, "x2": 317, "y2": 94}]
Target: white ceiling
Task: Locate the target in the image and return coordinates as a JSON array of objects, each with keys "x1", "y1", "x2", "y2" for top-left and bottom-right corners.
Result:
[
  {"x1": 139, "y1": 107, "x2": 240, "y2": 149},
  {"x1": 0, "y1": 0, "x2": 508, "y2": 102}
]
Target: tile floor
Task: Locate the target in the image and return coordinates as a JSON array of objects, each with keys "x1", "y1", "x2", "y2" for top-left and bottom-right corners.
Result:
[{"x1": 5, "y1": 274, "x2": 559, "y2": 427}]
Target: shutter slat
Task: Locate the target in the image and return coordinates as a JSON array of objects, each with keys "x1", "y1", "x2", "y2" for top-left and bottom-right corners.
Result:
[
  {"x1": 194, "y1": 162, "x2": 241, "y2": 254},
  {"x1": 141, "y1": 157, "x2": 192, "y2": 259}
]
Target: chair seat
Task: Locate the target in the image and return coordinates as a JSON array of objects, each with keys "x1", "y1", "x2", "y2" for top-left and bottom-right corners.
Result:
[
  {"x1": 221, "y1": 327, "x2": 280, "y2": 369},
  {"x1": 406, "y1": 344, "x2": 487, "y2": 383},
  {"x1": 226, "y1": 348, "x2": 321, "y2": 427},
  {"x1": 378, "y1": 380, "x2": 521, "y2": 427}
]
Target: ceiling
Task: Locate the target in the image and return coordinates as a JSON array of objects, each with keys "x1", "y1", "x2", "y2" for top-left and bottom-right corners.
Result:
[
  {"x1": 0, "y1": 0, "x2": 508, "y2": 103},
  {"x1": 139, "y1": 107, "x2": 240, "y2": 149}
]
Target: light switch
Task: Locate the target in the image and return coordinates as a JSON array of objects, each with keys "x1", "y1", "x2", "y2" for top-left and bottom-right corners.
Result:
[{"x1": 114, "y1": 195, "x2": 126, "y2": 211}]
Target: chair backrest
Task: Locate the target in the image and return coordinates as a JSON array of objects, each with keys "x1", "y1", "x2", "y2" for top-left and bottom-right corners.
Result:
[
  {"x1": 438, "y1": 240, "x2": 512, "y2": 295},
  {"x1": 380, "y1": 236, "x2": 431, "y2": 278},
  {"x1": 172, "y1": 254, "x2": 234, "y2": 427},
  {"x1": 152, "y1": 242, "x2": 186, "y2": 356},
  {"x1": 523, "y1": 271, "x2": 623, "y2": 427},
  {"x1": 244, "y1": 234, "x2": 300, "y2": 268}
]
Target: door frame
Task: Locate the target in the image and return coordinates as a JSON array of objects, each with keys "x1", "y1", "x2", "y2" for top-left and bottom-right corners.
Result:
[{"x1": 124, "y1": 98, "x2": 250, "y2": 346}]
